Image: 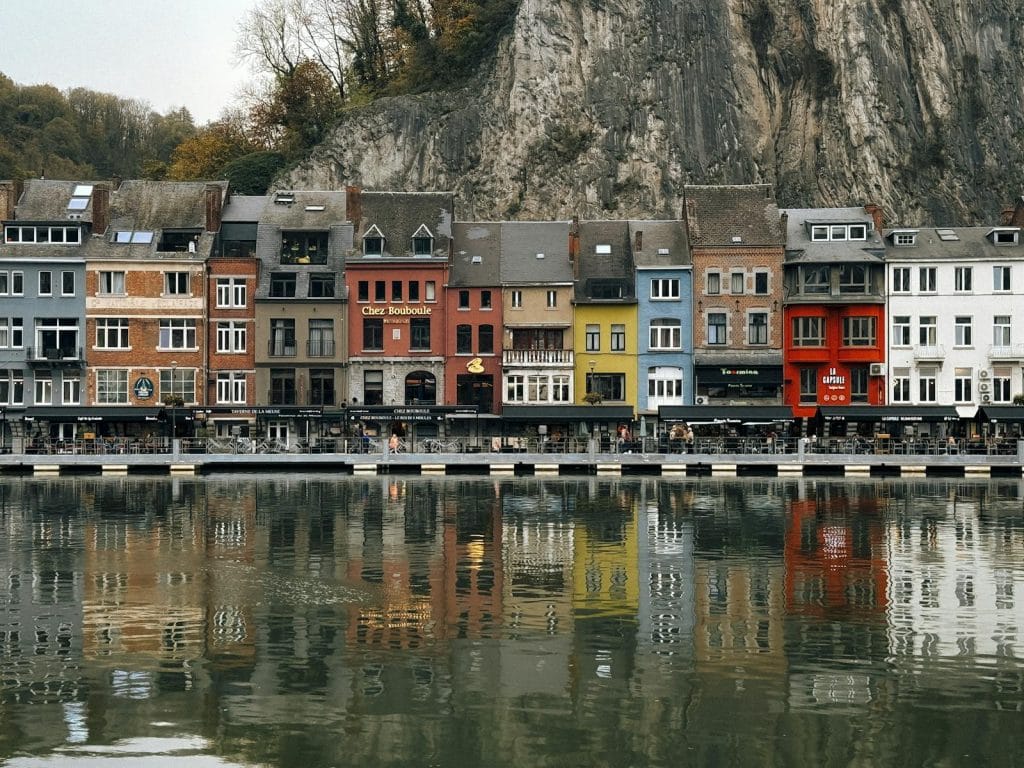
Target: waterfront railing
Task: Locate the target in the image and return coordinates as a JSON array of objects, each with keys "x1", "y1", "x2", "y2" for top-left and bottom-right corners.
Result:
[{"x1": 16, "y1": 435, "x2": 1022, "y2": 457}]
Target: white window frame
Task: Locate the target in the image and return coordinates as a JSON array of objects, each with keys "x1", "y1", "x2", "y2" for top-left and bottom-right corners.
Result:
[
  {"x1": 38, "y1": 271, "x2": 52, "y2": 297},
  {"x1": 510, "y1": 290, "x2": 522, "y2": 309},
  {"x1": 892, "y1": 316, "x2": 911, "y2": 346},
  {"x1": 954, "y1": 316, "x2": 973, "y2": 347},
  {"x1": 216, "y1": 321, "x2": 247, "y2": 353},
  {"x1": 993, "y1": 316, "x2": 1011, "y2": 347},
  {"x1": 919, "y1": 267, "x2": 937, "y2": 293},
  {"x1": 610, "y1": 324, "x2": 626, "y2": 352},
  {"x1": 585, "y1": 324, "x2": 600, "y2": 352},
  {"x1": 96, "y1": 369, "x2": 129, "y2": 404},
  {"x1": 216, "y1": 372, "x2": 247, "y2": 404},
  {"x1": 63, "y1": 376, "x2": 81, "y2": 405},
  {"x1": 34, "y1": 376, "x2": 53, "y2": 405},
  {"x1": 919, "y1": 317, "x2": 937, "y2": 346},
  {"x1": 99, "y1": 271, "x2": 126, "y2": 296},
  {"x1": 649, "y1": 318, "x2": 680, "y2": 350},
  {"x1": 650, "y1": 278, "x2": 679, "y2": 300},
  {"x1": 95, "y1": 318, "x2": 129, "y2": 350},
  {"x1": 216, "y1": 278, "x2": 247, "y2": 308},
  {"x1": 158, "y1": 318, "x2": 197, "y2": 350},
  {"x1": 891, "y1": 267, "x2": 911, "y2": 293},
  {"x1": 994, "y1": 265, "x2": 1011, "y2": 292},
  {"x1": 546, "y1": 289, "x2": 557, "y2": 308},
  {"x1": 954, "y1": 266, "x2": 973, "y2": 293},
  {"x1": 164, "y1": 271, "x2": 190, "y2": 296}
]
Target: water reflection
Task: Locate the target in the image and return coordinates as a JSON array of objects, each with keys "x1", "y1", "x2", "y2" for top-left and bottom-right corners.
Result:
[{"x1": 0, "y1": 476, "x2": 1022, "y2": 766}]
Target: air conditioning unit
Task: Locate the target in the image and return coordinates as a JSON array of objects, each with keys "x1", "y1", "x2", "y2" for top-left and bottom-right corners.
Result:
[
  {"x1": 979, "y1": 370, "x2": 990, "y2": 379},
  {"x1": 694, "y1": 395, "x2": 708, "y2": 405},
  {"x1": 983, "y1": 394, "x2": 992, "y2": 403},
  {"x1": 979, "y1": 382, "x2": 990, "y2": 392},
  {"x1": 869, "y1": 363, "x2": 885, "y2": 376}
]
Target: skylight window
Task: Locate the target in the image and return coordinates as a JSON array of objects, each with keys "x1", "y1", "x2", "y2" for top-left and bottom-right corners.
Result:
[
  {"x1": 936, "y1": 229, "x2": 959, "y2": 242},
  {"x1": 72, "y1": 185, "x2": 93, "y2": 197},
  {"x1": 114, "y1": 230, "x2": 154, "y2": 244},
  {"x1": 67, "y1": 197, "x2": 89, "y2": 211},
  {"x1": 595, "y1": 244, "x2": 611, "y2": 255},
  {"x1": 304, "y1": 205, "x2": 326, "y2": 212}
]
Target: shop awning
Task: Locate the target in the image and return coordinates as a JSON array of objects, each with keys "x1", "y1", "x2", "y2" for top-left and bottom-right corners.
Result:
[
  {"x1": 817, "y1": 406, "x2": 960, "y2": 423},
  {"x1": 501, "y1": 405, "x2": 634, "y2": 422},
  {"x1": 346, "y1": 406, "x2": 474, "y2": 423},
  {"x1": 979, "y1": 406, "x2": 1024, "y2": 424},
  {"x1": 657, "y1": 406, "x2": 794, "y2": 423},
  {"x1": 23, "y1": 406, "x2": 164, "y2": 423}
]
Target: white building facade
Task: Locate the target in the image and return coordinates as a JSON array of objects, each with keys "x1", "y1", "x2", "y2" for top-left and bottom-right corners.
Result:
[{"x1": 885, "y1": 226, "x2": 1024, "y2": 424}]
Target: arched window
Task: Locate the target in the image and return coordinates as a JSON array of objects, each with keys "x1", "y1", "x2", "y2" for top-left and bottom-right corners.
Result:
[{"x1": 405, "y1": 371, "x2": 436, "y2": 404}]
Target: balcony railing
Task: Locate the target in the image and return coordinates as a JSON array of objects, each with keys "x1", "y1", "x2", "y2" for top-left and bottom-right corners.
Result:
[
  {"x1": 268, "y1": 341, "x2": 297, "y2": 357},
  {"x1": 913, "y1": 345, "x2": 946, "y2": 360},
  {"x1": 307, "y1": 339, "x2": 336, "y2": 357},
  {"x1": 26, "y1": 346, "x2": 83, "y2": 364},
  {"x1": 988, "y1": 344, "x2": 1024, "y2": 360},
  {"x1": 502, "y1": 349, "x2": 575, "y2": 366}
]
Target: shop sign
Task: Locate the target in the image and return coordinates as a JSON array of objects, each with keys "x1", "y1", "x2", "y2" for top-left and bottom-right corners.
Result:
[
  {"x1": 361, "y1": 305, "x2": 432, "y2": 316},
  {"x1": 820, "y1": 367, "x2": 848, "y2": 403},
  {"x1": 467, "y1": 357, "x2": 485, "y2": 373},
  {"x1": 133, "y1": 377, "x2": 154, "y2": 399}
]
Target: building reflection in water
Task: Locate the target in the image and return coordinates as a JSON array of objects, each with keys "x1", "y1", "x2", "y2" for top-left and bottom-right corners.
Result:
[{"x1": 0, "y1": 476, "x2": 1023, "y2": 767}]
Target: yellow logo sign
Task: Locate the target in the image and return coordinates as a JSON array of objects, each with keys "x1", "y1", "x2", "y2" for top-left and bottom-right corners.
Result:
[{"x1": 467, "y1": 357, "x2": 484, "y2": 373}]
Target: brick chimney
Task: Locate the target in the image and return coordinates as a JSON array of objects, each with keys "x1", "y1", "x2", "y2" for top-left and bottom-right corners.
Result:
[
  {"x1": 346, "y1": 185, "x2": 362, "y2": 233},
  {"x1": 568, "y1": 216, "x2": 580, "y2": 278},
  {"x1": 779, "y1": 211, "x2": 789, "y2": 240},
  {"x1": 1010, "y1": 197, "x2": 1024, "y2": 227},
  {"x1": 205, "y1": 184, "x2": 223, "y2": 232},
  {"x1": 684, "y1": 197, "x2": 699, "y2": 240},
  {"x1": 634, "y1": 229, "x2": 643, "y2": 251},
  {"x1": 0, "y1": 181, "x2": 15, "y2": 221},
  {"x1": 863, "y1": 202, "x2": 884, "y2": 233},
  {"x1": 92, "y1": 184, "x2": 110, "y2": 236}
]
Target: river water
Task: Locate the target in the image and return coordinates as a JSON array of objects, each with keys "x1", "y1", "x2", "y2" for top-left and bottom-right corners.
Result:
[{"x1": 0, "y1": 476, "x2": 1021, "y2": 767}]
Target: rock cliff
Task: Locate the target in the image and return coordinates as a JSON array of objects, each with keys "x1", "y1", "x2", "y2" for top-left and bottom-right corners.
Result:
[{"x1": 282, "y1": 0, "x2": 1024, "y2": 225}]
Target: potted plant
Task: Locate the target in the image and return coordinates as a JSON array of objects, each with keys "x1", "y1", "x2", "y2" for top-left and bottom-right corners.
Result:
[{"x1": 583, "y1": 391, "x2": 603, "y2": 405}]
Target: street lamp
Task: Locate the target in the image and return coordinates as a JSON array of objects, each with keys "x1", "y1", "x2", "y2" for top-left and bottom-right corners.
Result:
[{"x1": 170, "y1": 360, "x2": 178, "y2": 449}]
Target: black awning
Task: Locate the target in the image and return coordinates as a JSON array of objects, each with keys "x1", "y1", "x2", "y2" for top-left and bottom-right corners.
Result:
[
  {"x1": 817, "y1": 406, "x2": 960, "y2": 423},
  {"x1": 501, "y1": 405, "x2": 635, "y2": 422},
  {"x1": 657, "y1": 406, "x2": 794, "y2": 423},
  {"x1": 195, "y1": 406, "x2": 323, "y2": 418},
  {"x1": 346, "y1": 406, "x2": 473, "y2": 423},
  {"x1": 695, "y1": 366, "x2": 783, "y2": 385},
  {"x1": 24, "y1": 406, "x2": 164, "y2": 423},
  {"x1": 979, "y1": 406, "x2": 1024, "y2": 424}
]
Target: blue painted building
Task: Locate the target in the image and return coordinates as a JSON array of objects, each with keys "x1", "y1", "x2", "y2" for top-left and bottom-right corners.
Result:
[
  {"x1": 631, "y1": 220, "x2": 693, "y2": 417},
  {"x1": 0, "y1": 180, "x2": 92, "y2": 447}
]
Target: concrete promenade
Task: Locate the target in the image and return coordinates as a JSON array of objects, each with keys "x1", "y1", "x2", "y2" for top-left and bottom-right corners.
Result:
[{"x1": 2, "y1": 449, "x2": 1021, "y2": 478}]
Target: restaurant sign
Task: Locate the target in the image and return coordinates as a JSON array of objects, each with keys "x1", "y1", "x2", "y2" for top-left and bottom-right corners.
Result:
[{"x1": 820, "y1": 367, "x2": 848, "y2": 403}]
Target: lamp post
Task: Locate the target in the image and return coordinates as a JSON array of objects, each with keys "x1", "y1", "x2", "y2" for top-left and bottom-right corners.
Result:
[{"x1": 170, "y1": 360, "x2": 178, "y2": 451}]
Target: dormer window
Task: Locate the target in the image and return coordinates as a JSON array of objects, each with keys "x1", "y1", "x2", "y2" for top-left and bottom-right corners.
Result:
[
  {"x1": 113, "y1": 230, "x2": 153, "y2": 244},
  {"x1": 411, "y1": 224, "x2": 434, "y2": 256},
  {"x1": 892, "y1": 230, "x2": 918, "y2": 246},
  {"x1": 362, "y1": 225, "x2": 384, "y2": 257},
  {"x1": 809, "y1": 223, "x2": 868, "y2": 241},
  {"x1": 989, "y1": 228, "x2": 1021, "y2": 246}
]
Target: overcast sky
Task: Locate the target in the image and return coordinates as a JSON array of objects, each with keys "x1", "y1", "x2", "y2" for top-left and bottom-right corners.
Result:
[{"x1": 0, "y1": 0, "x2": 257, "y2": 124}]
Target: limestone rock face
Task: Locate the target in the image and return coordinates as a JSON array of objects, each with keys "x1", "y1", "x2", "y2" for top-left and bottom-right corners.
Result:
[{"x1": 283, "y1": 0, "x2": 1024, "y2": 225}]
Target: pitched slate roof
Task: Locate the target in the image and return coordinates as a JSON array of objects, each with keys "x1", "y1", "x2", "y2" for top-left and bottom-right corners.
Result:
[
  {"x1": 255, "y1": 190, "x2": 347, "y2": 228},
  {"x1": 627, "y1": 220, "x2": 690, "y2": 267},
  {"x1": 575, "y1": 220, "x2": 635, "y2": 301},
  {"x1": 684, "y1": 184, "x2": 785, "y2": 247},
  {"x1": 782, "y1": 207, "x2": 885, "y2": 263},
  {"x1": 450, "y1": 222, "x2": 502, "y2": 286},
  {"x1": 12, "y1": 179, "x2": 103, "y2": 222},
  {"x1": 109, "y1": 180, "x2": 228, "y2": 230},
  {"x1": 81, "y1": 180, "x2": 228, "y2": 261},
  {"x1": 350, "y1": 191, "x2": 454, "y2": 259},
  {"x1": 882, "y1": 226, "x2": 1024, "y2": 261},
  {"x1": 222, "y1": 194, "x2": 270, "y2": 222},
  {"x1": 498, "y1": 221, "x2": 572, "y2": 283}
]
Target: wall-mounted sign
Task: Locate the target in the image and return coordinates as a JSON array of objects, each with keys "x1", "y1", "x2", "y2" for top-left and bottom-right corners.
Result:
[
  {"x1": 361, "y1": 305, "x2": 433, "y2": 316},
  {"x1": 133, "y1": 376, "x2": 154, "y2": 399},
  {"x1": 466, "y1": 357, "x2": 484, "y2": 373},
  {"x1": 820, "y1": 367, "x2": 848, "y2": 403}
]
